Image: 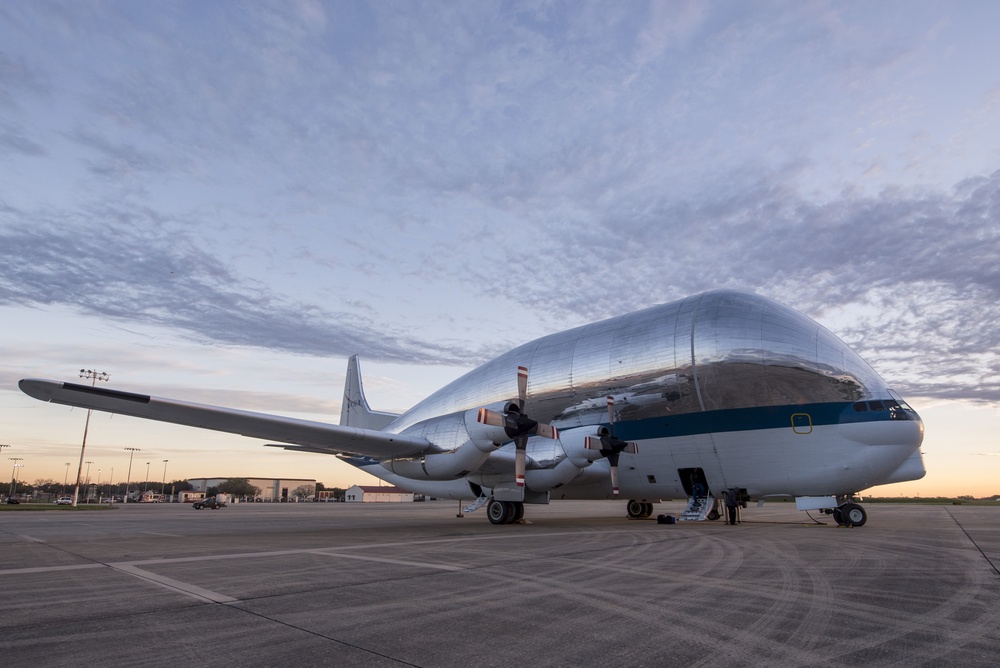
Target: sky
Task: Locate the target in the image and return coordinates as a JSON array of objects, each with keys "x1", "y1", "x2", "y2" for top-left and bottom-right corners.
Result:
[{"x1": 1, "y1": 1, "x2": 998, "y2": 497}]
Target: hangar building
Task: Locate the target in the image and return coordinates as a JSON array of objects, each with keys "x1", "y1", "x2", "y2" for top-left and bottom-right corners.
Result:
[{"x1": 188, "y1": 477, "x2": 316, "y2": 502}]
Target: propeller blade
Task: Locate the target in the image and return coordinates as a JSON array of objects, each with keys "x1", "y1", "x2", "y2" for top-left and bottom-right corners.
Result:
[
  {"x1": 515, "y1": 436, "x2": 527, "y2": 487},
  {"x1": 517, "y1": 366, "x2": 528, "y2": 411},
  {"x1": 606, "y1": 396, "x2": 616, "y2": 437},
  {"x1": 535, "y1": 422, "x2": 559, "y2": 439},
  {"x1": 585, "y1": 421, "x2": 635, "y2": 495},
  {"x1": 609, "y1": 461, "x2": 620, "y2": 497},
  {"x1": 477, "y1": 407, "x2": 505, "y2": 428}
]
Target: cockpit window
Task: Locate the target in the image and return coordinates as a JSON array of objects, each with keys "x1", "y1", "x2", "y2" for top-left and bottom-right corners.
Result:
[
  {"x1": 885, "y1": 399, "x2": 910, "y2": 420},
  {"x1": 888, "y1": 389, "x2": 916, "y2": 412},
  {"x1": 853, "y1": 394, "x2": 918, "y2": 420}
]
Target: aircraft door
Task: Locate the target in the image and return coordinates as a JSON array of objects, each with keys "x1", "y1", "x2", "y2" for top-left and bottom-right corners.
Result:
[
  {"x1": 678, "y1": 467, "x2": 710, "y2": 498},
  {"x1": 669, "y1": 433, "x2": 726, "y2": 495}
]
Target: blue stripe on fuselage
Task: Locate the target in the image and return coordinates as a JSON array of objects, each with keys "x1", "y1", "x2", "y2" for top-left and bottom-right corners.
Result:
[{"x1": 612, "y1": 401, "x2": 915, "y2": 441}]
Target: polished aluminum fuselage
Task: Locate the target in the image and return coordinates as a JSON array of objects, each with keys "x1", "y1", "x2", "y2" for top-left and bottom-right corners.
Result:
[{"x1": 380, "y1": 290, "x2": 924, "y2": 500}]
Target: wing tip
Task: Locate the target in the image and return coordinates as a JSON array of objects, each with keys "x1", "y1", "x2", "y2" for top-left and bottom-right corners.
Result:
[{"x1": 18, "y1": 378, "x2": 60, "y2": 402}]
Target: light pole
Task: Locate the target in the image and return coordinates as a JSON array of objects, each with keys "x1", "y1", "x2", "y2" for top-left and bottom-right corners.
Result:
[
  {"x1": 85, "y1": 461, "x2": 93, "y2": 486},
  {"x1": 74, "y1": 369, "x2": 109, "y2": 506},
  {"x1": 161, "y1": 460, "x2": 169, "y2": 499},
  {"x1": 10, "y1": 459, "x2": 24, "y2": 497},
  {"x1": 96, "y1": 468, "x2": 102, "y2": 502},
  {"x1": 108, "y1": 467, "x2": 114, "y2": 504},
  {"x1": 124, "y1": 447, "x2": 140, "y2": 503},
  {"x1": 144, "y1": 461, "x2": 150, "y2": 493},
  {"x1": 0, "y1": 446, "x2": 11, "y2": 495},
  {"x1": 11, "y1": 464, "x2": 24, "y2": 497},
  {"x1": 64, "y1": 462, "x2": 70, "y2": 494}
]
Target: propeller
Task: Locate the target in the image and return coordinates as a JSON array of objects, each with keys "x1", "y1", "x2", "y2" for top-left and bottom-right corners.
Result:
[
  {"x1": 585, "y1": 396, "x2": 638, "y2": 496},
  {"x1": 476, "y1": 366, "x2": 559, "y2": 487}
]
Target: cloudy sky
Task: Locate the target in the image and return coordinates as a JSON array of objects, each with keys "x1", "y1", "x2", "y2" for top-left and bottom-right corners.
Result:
[{"x1": 2, "y1": 1, "x2": 998, "y2": 496}]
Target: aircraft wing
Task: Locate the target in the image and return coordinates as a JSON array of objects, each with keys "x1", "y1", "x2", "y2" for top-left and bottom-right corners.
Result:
[{"x1": 18, "y1": 379, "x2": 431, "y2": 460}]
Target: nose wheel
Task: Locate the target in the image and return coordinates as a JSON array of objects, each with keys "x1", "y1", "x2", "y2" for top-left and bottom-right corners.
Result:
[
  {"x1": 831, "y1": 502, "x2": 867, "y2": 527},
  {"x1": 840, "y1": 502, "x2": 867, "y2": 527}
]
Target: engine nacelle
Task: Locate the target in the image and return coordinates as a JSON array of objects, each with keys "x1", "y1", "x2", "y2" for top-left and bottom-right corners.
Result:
[
  {"x1": 557, "y1": 425, "x2": 607, "y2": 468},
  {"x1": 382, "y1": 441, "x2": 493, "y2": 480},
  {"x1": 524, "y1": 457, "x2": 586, "y2": 492},
  {"x1": 517, "y1": 426, "x2": 607, "y2": 492},
  {"x1": 380, "y1": 404, "x2": 513, "y2": 481},
  {"x1": 464, "y1": 402, "x2": 518, "y2": 451}
]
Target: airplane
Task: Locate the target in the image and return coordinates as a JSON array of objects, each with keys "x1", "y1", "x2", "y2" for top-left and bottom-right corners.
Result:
[{"x1": 19, "y1": 289, "x2": 925, "y2": 527}]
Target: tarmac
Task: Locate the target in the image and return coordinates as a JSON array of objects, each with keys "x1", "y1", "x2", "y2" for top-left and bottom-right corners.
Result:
[{"x1": 1, "y1": 500, "x2": 998, "y2": 667}]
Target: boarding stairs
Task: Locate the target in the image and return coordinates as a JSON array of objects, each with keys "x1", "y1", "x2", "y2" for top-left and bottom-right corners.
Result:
[
  {"x1": 678, "y1": 495, "x2": 715, "y2": 521},
  {"x1": 463, "y1": 495, "x2": 490, "y2": 514}
]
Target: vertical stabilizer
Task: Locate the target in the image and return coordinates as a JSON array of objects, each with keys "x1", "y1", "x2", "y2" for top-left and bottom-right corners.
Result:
[{"x1": 340, "y1": 355, "x2": 399, "y2": 430}]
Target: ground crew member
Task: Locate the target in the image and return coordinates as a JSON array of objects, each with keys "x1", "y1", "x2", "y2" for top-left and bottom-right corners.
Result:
[{"x1": 725, "y1": 488, "x2": 741, "y2": 525}]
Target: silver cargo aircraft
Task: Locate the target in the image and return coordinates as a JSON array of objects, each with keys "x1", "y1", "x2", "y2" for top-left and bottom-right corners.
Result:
[{"x1": 19, "y1": 290, "x2": 924, "y2": 526}]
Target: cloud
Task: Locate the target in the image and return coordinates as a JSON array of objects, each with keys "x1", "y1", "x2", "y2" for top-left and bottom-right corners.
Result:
[
  {"x1": 0, "y1": 202, "x2": 488, "y2": 366},
  {"x1": 67, "y1": 127, "x2": 171, "y2": 177},
  {"x1": 461, "y1": 167, "x2": 1000, "y2": 403},
  {"x1": 3, "y1": 167, "x2": 998, "y2": 404},
  {"x1": 0, "y1": 48, "x2": 50, "y2": 110},
  {"x1": 2, "y1": 2, "x2": 999, "y2": 408},
  {"x1": 0, "y1": 123, "x2": 45, "y2": 156}
]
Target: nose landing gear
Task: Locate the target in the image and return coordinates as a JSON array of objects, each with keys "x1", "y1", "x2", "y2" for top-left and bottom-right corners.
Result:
[
  {"x1": 838, "y1": 502, "x2": 867, "y2": 527},
  {"x1": 827, "y1": 500, "x2": 867, "y2": 527}
]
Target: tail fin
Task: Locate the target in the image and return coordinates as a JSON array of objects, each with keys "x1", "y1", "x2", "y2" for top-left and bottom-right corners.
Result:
[{"x1": 340, "y1": 355, "x2": 399, "y2": 430}]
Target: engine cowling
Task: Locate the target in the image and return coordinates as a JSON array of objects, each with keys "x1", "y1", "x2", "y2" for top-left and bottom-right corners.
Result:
[
  {"x1": 557, "y1": 426, "x2": 607, "y2": 468},
  {"x1": 521, "y1": 426, "x2": 606, "y2": 492},
  {"x1": 381, "y1": 405, "x2": 511, "y2": 481}
]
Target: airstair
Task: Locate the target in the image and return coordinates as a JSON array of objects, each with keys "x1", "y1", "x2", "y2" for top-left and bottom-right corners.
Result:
[
  {"x1": 463, "y1": 495, "x2": 489, "y2": 514},
  {"x1": 678, "y1": 495, "x2": 716, "y2": 521}
]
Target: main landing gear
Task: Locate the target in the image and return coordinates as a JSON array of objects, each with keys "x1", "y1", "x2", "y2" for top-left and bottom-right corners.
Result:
[
  {"x1": 626, "y1": 499, "x2": 654, "y2": 519},
  {"x1": 486, "y1": 498, "x2": 525, "y2": 525},
  {"x1": 823, "y1": 500, "x2": 868, "y2": 527}
]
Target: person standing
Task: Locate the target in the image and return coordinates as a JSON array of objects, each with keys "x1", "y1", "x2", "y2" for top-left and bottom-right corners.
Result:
[{"x1": 725, "y1": 488, "x2": 741, "y2": 525}]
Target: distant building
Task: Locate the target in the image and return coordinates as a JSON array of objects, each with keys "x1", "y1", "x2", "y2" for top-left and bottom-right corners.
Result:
[
  {"x1": 188, "y1": 477, "x2": 316, "y2": 502},
  {"x1": 344, "y1": 485, "x2": 414, "y2": 503},
  {"x1": 316, "y1": 490, "x2": 339, "y2": 502},
  {"x1": 178, "y1": 490, "x2": 205, "y2": 503}
]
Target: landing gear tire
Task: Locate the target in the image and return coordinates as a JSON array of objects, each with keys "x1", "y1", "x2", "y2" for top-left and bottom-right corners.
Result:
[
  {"x1": 832, "y1": 508, "x2": 844, "y2": 526},
  {"x1": 642, "y1": 502, "x2": 654, "y2": 518},
  {"x1": 841, "y1": 503, "x2": 867, "y2": 527},
  {"x1": 708, "y1": 509, "x2": 720, "y2": 521},
  {"x1": 627, "y1": 499, "x2": 646, "y2": 519},
  {"x1": 487, "y1": 498, "x2": 512, "y2": 525},
  {"x1": 511, "y1": 502, "x2": 524, "y2": 522}
]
